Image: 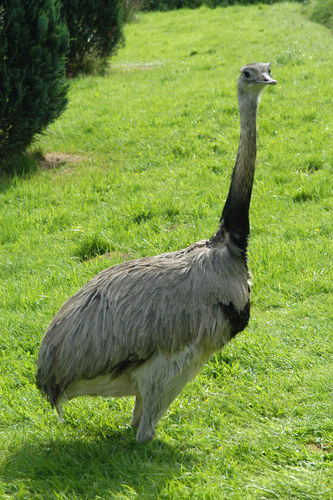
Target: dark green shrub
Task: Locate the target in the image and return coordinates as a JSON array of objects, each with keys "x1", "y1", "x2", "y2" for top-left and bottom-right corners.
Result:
[
  {"x1": 310, "y1": 0, "x2": 333, "y2": 31},
  {"x1": 61, "y1": 0, "x2": 124, "y2": 76},
  {"x1": 122, "y1": 0, "x2": 145, "y2": 23},
  {"x1": 145, "y1": 0, "x2": 303, "y2": 11},
  {"x1": 0, "y1": 0, "x2": 69, "y2": 160},
  {"x1": 144, "y1": 0, "x2": 201, "y2": 9}
]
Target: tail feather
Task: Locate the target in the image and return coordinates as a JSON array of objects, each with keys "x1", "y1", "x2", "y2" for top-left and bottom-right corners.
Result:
[{"x1": 36, "y1": 368, "x2": 63, "y2": 411}]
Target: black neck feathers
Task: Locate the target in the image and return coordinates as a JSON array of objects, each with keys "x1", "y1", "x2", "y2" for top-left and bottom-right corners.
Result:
[{"x1": 209, "y1": 95, "x2": 258, "y2": 252}]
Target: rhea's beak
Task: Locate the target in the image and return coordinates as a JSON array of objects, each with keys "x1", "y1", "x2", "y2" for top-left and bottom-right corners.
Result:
[{"x1": 261, "y1": 73, "x2": 277, "y2": 85}]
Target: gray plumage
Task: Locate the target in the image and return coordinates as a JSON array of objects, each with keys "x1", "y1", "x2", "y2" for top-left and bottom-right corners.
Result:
[{"x1": 36, "y1": 63, "x2": 277, "y2": 442}]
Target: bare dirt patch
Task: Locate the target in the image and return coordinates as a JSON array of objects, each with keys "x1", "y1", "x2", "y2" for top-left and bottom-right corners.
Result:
[
  {"x1": 105, "y1": 251, "x2": 134, "y2": 261},
  {"x1": 115, "y1": 61, "x2": 164, "y2": 72},
  {"x1": 83, "y1": 251, "x2": 135, "y2": 266},
  {"x1": 306, "y1": 441, "x2": 332, "y2": 454},
  {"x1": 38, "y1": 153, "x2": 82, "y2": 170}
]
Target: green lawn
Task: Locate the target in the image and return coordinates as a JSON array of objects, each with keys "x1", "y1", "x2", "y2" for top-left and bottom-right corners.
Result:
[{"x1": 1, "y1": 3, "x2": 332, "y2": 498}]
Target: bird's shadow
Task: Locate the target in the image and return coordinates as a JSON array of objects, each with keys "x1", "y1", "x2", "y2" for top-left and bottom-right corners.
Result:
[{"x1": 3, "y1": 425, "x2": 195, "y2": 497}]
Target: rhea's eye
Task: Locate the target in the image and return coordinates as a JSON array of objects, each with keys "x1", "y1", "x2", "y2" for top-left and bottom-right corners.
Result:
[
  {"x1": 268, "y1": 67, "x2": 271, "y2": 75},
  {"x1": 244, "y1": 70, "x2": 250, "y2": 78}
]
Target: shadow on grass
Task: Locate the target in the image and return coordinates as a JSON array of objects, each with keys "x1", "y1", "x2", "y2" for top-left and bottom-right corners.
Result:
[
  {"x1": 0, "y1": 152, "x2": 39, "y2": 183},
  {"x1": 3, "y1": 426, "x2": 194, "y2": 497},
  {"x1": 0, "y1": 151, "x2": 80, "y2": 194}
]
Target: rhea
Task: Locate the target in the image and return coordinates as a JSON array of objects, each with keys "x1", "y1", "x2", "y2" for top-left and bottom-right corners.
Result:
[{"x1": 36, "y1": 63, "x2": 277, "y2": 443}]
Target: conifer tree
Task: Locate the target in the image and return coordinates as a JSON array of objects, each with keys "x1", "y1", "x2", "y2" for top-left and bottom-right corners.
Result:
[
  {"x1": 0, "y1": 0, "x2": 69, "y2": 160},
  {"x1": 61, "y1": 0, "x2": 124, "y2": 76}
]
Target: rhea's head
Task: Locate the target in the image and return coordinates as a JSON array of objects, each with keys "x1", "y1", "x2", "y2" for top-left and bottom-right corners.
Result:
[{"x1": 238, "y1": 63, "x2": 277, "y2": 101}]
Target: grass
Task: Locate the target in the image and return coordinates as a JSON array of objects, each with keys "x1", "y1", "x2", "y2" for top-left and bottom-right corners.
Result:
[{"x1": 1, "y1": 2, "x2": 332, "y2": 498}]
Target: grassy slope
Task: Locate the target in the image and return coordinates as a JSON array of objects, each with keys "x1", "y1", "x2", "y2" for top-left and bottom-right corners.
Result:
[{"x1": 1, "y1": 3, "x2": 332, "y2": 498}]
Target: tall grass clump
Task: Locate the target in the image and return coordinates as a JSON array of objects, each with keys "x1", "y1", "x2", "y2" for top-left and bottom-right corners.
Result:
[{"x1": 0, "y1": 0, "x2": 69, "y2": 164}]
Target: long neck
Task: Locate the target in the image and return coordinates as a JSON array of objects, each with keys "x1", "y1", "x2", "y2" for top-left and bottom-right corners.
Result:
[{"x1": 210, "y1": 91, "x2": 258, "y2": 251}]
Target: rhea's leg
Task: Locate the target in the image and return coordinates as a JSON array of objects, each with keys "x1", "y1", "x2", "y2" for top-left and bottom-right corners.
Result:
[
  {"x1": 134, "y1": 349, "x2": 205, "y2": 443},
  {"x1": 136, "y1": 375, "x2": 192, "y2": 443},
  {"x1": 130, "y1": 394, "x2": 143, "y2": 429},
  {"x1": 56, "y1": 402, "x2": 64, "y2": 423}
]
